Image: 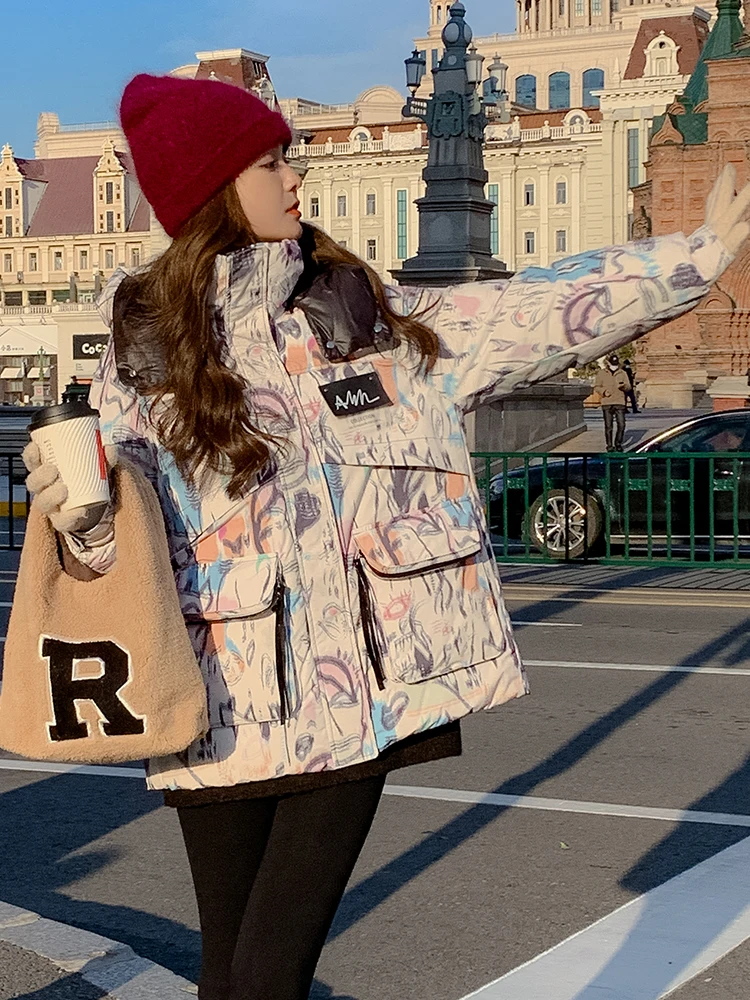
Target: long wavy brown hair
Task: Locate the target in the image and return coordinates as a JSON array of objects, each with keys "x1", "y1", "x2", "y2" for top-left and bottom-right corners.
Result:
[{"x1": 118, "y1": 182, "x2": 439, "y2": 499}]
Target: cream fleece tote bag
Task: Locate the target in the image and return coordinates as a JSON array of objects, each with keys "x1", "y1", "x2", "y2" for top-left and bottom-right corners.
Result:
[{"x1": 0, "y1": 459, "x2": 208, "y2": 763}]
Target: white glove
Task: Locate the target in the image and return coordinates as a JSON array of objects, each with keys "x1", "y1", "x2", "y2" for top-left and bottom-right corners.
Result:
[
  {"x1": 705, "y1": 163, "x2": 750, "y2": 256},
  {"x1": 22, "y1": 440, "x2": 118, "y2": 534}
]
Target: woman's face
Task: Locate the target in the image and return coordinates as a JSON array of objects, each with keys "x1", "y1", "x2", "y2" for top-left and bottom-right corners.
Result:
[{"x1": 234, "y1": 145, "x2": 302, "y2": 242}]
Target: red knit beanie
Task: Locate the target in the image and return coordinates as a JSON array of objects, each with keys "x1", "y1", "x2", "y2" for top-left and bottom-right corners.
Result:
[{"x1": 120, "y1": 73, "x2": 293, "y2": 238}]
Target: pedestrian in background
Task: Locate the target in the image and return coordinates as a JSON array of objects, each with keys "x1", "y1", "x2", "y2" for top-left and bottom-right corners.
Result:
[
  {"x1": 622, "y1": 358, "x2": 639, "y2": 413},
  {"x1": 595, "y1": 354, "x2": 630, "y2": 451},
  {"x1": 21, "y1": 70, "x2": 750, "y2": 1000}
]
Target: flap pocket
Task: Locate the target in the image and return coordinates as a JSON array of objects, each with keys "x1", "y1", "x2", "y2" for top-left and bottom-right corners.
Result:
[
  {"x1": 176, "y1": 554, "x2": 279, "y2": 621},
  {"x1": 353, "y1": 497, "x2": 482, "y2": 575}
]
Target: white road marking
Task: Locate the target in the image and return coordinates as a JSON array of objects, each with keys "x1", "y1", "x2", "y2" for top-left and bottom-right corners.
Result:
[
  {"x1": 2, "y1": 760, "x2": 750, "y2": 830},
  {"x1": 384, "y1": 785, "x2": 750, "y2": 827},
  {"x1": 502, "y1": 584, "x2": 750, "y2": 609},
  {"x1": 527, "y1": 659, "x2": 750, "y2": 677},
  {"x1": 0, "y1": 759, "x2": 145, "y2": 778},
  {"x1": 459, "y1": 834, "x2": 750, "y2": 999},
  {"x1": 511, "y1": 621, "x2": 583, "y2": 628}
]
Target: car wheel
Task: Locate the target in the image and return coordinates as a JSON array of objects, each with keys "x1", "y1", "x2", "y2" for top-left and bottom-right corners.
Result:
[{"x1": 525, "y1": 487, "x2": 602, "y2": 559}]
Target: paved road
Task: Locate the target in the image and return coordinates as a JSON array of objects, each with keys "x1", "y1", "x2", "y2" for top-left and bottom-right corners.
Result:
[
  {"x1": 2, "y1": 571, "x2": 750, "y2": 998},
  {"x1": 552, "y1": 408, "x2": 700, "y2": 454}
]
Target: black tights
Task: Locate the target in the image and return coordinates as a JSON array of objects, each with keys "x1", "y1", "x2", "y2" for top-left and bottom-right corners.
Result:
[{"x1": 177, "y1": 775, "x2": 386, "y2": 1000}]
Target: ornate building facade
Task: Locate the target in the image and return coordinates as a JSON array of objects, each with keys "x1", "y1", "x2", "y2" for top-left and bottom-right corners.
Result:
[
  {"x1": 417, "y1": 0, "x2": 716, "y2": 110},
  {"x1": 632, "y1": 0, "x2": 750, "y2": 407},
  {"x1": 0, "y1": 16, "x2": 718, "y2": 402}
]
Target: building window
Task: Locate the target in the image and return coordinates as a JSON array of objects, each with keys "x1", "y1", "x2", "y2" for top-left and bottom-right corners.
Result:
[
  {"x1": 556, "y1": 180, "x2": 567, "y2": 204},
  {"x1": 628, "y1": 127, "x2": 640, "y2": 188},
  {"x1": 524, "y1": 231, "x2": 536, "y2": 254},
  {"x1": 337, "y1": 194, "x2": 347, "y2": 217},
  {"x1": 4, "y1": 291, "x2": 21, "y2": 305},
  {"x1": 3, "y1": 254, "x2": 11, "y2": 273},
  {"x1": 104, "y1": 249, "x2": 114, "y2": 270},
  {"x1": 524, "y1": 182, "x2": 535, "y2": 207},
  {"x1": 574, "y1": 0, "x2": 584, "y2": 14},
  {"x1": 28, "y1": 252, "x2": 38, "y2": 272},
  {"x1": 105, "y1": 181, "x2": 114, "y2": 204},
  {"x1": 549, "y1": 72, "x2": 571, "y2": 110},
  {"x1": 582, "y1": 67, "x2": 605, "y2": 108},
  {"x1": 558, "y1": 0, "x2": 565, "y2": 13},
  {"x1": 488, "y1": 183, "x2": 499, "y2": 255},
  {"x1": 3, "y1": 188, "x2": 11, "y2": 211},
  {"x1": 4, "y1": 217, "x2": 12, "y2": 238},
  {"x1": 432, "y1": 48, "x2": 440, "y2": 69},
  {"x1": 79, "y1": 249, "x2": 89, "y2": 270},
  {"x1": 338, "y1": 240, "x2": 348, "y2": 248},
  {"x1": 52, "y1": 289, "x2": 70, "y2": 303},
  {"x1": 106, "y1": 211, "x2": 114, "y2": 232},
  {"x1": 437, "y1": 5, "x2": 443, "y2": 24},
  {"x1": 366, "y1": 192, "x2": 377, "y2": 216},
  {"x1": 53, "y1": 250, "x2": 63, "y2": 271},
  {"x1": 131, "y1": 247, "x2": 141, "y2": 266},
  {"x1": 515, "y1": 74, "x2": 537, "y2": 109},
  {"x1": 592, "y1": 0, "x2": 602, "y2": 12},
  {"x1": 555, "y1": 229, "x2": 567, "y2": 252},
  {"x1": 397, "y1": 189, "x2": 408, "y2": 260},
  {"x1": 28, "y1": 290, "x2": 47, "y2": 305},
  {"x1": 366, "y1": 239, "x2": 377, "y2": 261},
  {"x1": 310, "y1": 195, "x2": 320, "y2": 218}
]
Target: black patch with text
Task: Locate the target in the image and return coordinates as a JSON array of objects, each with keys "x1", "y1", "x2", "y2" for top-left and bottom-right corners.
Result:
[{"x1": 319, "y1": 372, "x2": 393, "y2": 417}]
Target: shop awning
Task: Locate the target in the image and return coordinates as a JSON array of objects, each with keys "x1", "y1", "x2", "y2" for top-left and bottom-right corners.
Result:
[
  {"x1": 0, "y1": 367, "x2": 22, "y2": 379},
  {"x1": 27, "y1": 368, "x2": 46, "y2": 379}
]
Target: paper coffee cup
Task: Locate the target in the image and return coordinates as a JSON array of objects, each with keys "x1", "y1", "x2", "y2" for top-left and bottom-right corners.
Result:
[{"x1": 29, "y1": 402, "x2": 110, "y2": 512}]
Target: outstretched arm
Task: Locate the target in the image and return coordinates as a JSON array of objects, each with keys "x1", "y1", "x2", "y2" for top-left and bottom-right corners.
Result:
[{"x1": 390, "y1": 164, "x2": 750, "y2": 412}]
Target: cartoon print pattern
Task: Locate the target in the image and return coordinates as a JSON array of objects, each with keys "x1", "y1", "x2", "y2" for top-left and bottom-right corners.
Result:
[{"x1": 73, "y1": 225, "x2": 732, "y2": 791}]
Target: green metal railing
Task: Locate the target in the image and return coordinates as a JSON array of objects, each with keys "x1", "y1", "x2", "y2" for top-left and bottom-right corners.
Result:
[
  {"x1": 6, "y1": 447, "x2": 750, "y2": 567},
  {"x1": 472, "y1": 450, "x2": 750, "y2": 566}
]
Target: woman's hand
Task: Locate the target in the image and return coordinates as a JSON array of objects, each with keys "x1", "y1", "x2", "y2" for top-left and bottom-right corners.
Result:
[
  {"x1": 22, "y1": 441, "x2": 118, "y2": 534},
  {"x1": 705, "y1": 163, "x2": 750, "y2": 256}
]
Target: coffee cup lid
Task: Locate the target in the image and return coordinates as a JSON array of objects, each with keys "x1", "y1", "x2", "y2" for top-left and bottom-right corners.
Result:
[{"x1": 28, "y1": 401, "x2": 100, "y2": 432}]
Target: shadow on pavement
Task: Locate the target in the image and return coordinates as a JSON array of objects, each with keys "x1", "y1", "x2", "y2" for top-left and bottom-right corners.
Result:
[
  {"x1": 2, "y1": 564, "x2": 749, "y2": 998},
  {"x1": 570, "y1": 739, "x2": 750, "y2": 995},
  {"x1": 11, "y1": 974, "x2": 108, "y2": 1000},
  {"x1": 330, "y1": 579, "x2": 750, "y2": 959}
]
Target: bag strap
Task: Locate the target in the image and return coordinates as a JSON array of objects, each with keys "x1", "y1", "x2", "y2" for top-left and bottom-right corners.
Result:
[{"x1": 18, "y1": 460, "x2": 171, "y2": 603}]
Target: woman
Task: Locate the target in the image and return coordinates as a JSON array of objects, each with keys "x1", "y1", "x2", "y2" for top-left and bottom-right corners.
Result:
[{"x1": 24, "y1": 73, "x2": 750, "y2": 1000}]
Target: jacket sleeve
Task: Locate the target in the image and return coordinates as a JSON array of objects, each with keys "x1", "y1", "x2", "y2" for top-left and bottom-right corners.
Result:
[
  {"x1": 62, "y1": 272, "x2": 161, "y2": 575},
  {"x1": 388, "y1": 225, "x2": 734, "y2": 412}
]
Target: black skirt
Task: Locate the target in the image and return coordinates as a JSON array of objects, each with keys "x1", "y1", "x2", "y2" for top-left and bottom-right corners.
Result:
[{"x1": 164, "y1": 720, "x2": 462, "y2": 807}]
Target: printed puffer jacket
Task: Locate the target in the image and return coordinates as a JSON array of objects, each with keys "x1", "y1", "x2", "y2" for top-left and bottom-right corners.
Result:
[{"x1": 74, "y1": 227, "x2": 732, "y2": 792}]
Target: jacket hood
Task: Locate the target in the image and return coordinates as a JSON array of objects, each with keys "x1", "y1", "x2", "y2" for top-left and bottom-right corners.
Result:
[{"x1": 97, "y1": 238, "x2": 305, "y2": 329}]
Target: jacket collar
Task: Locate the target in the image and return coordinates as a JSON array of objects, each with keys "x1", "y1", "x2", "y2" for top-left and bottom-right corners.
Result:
[{"x1": 219, "y1": 239, "x2": 304, "y2": 319}]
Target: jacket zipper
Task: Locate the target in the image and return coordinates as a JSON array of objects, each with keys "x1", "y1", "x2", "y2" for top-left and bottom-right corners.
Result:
[
  {"x1": 274, "y1": 571, "x2": 289, "y2": 724},
  {"x1": 354, "y1": 556, "x2": 387, "y2": 690}
]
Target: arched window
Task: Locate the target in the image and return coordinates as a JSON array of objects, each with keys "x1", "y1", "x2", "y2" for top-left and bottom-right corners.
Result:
[
  {"x1": 515, "y1": 74, "x2": 537, "y2": 109},
  {"x1": 548, "y1": 72, "x2": 570, "y2": 110},
  {"x1": 437, "y1": 4, "x2": 443, "y2": 23},
  {"x1": 582, "y1": 68, "x2": 605, "y2": 108}
]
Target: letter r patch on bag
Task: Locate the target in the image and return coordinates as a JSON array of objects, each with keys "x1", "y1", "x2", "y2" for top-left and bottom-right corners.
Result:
[{"x1": 319, "y1": 372, "x2": 393, "y2": 417}]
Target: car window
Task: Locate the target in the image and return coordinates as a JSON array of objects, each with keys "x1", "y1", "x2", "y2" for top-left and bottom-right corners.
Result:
[{"x1": 656, "y1": 418, "x2": 750, "y2": 454}]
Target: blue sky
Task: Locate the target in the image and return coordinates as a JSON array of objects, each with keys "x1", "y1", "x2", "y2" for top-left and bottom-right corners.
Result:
[{"x1": 4, "y1": 0, "x2": 515, "y2": 158}]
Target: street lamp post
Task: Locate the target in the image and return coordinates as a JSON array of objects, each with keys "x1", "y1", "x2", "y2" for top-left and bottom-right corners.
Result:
[{"x1": 391, "y1": 1, "x2": 512, "y2": 286}]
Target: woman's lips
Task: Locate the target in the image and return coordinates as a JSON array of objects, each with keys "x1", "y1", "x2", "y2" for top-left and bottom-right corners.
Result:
[{"x1": 287, "y1": 206, "x2": 301, "y2": 219}]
